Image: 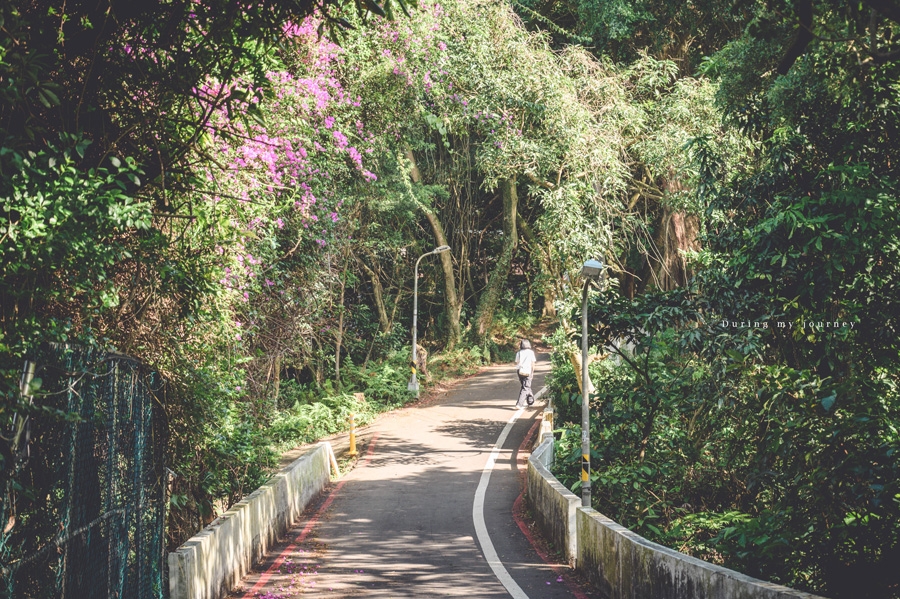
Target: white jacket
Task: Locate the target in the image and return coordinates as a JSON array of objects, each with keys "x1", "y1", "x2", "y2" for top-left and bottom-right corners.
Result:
[{"x1": 515, "y1": 349, "x2": 536, "y2": 376}]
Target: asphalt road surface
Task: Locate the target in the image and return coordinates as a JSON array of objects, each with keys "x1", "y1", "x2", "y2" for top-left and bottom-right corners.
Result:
[{"x1": 232, "y1": 354, "x2": 598, "y2": 598}]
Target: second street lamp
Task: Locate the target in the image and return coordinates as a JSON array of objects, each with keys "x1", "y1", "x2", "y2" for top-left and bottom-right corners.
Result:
[
  {"x1": 409, "y1": 245, "x2": 451, "y2": 398},
  {"x1": 580, "y1": 259, "x2": 604, "y2": 508}
]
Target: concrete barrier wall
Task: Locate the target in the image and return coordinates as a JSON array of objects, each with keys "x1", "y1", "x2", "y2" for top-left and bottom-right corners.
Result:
[
  {"x1": 168, "y1": 443, "x2": 333, "y2": 599},
  {"x1": 527, "y1": 400, "x2": 825, "y2": 599},
  {"x1": 576, "y1": 508, "x2": 823, "y2": 599},
  {"x1": 527, "y1": 438, "x2": 580, "y2": 565}
]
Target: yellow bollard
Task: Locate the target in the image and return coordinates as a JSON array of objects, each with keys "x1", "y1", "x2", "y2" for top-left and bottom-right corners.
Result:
[{"x1": 348, "y1": 413, "x2": 358, "y2": 457}]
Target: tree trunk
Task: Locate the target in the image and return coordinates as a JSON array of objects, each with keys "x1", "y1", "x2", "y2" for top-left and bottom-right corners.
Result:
[
  {"x1": 271, "y1": 352, "x2": 282, "y2": 409},
  {"x1": 312, "y1": 336, "x2": 324, "y2": 387},
  {"x1": 661, "y1": 33, "x2": 696, "y2": 76},
  {"x1": 334, "y1": 244, "x2": 350, "y2": 385},
  {"x1": 516, "y1": 213, "x2": 556, "y2": 317},
  {"x1": 356, "y1": 250, "x2": 390, "y2": 334},
  {"x1": 475, "y1": 178, "x2": 518, "y2": 340},
  {"x1": 567, "y1": 349, "x2": 604, "y2": 396},
  {"x1": 639, "y1": 205, "x2": 700, "y2": 293},
  {"x1": 405, "y1": 148, "x2": 463, "y2": 348}
]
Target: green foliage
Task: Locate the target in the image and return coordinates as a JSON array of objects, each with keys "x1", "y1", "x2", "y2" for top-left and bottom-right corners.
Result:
[
  {"x1": 207, "y1": 415, "x2": 279, "y2": 506},
  {"x1": 490, "y1": 302, "x2": 539, "y2": 346},
  {"x1": 537, "y1": 2, "x2": 900, "y2": 596},
  {"x1": 548, "y1": 75, "x2": 900, "y2": 591},
  {"x1": 549, "y1": 275, "x2": 900, "y2": 595},
  {"x1": 515, "y1": 0, "x2": 744, "y2": 68},
  {"x1": 276, "y1": 379, "x2": 317, "y2": 410},
  {"x1": 340, "y1": 0, "x2": 647, "y2": 323},
  {"x1": 270, "y1": 393, "x2": 371, "y2": 447},
  {"x1": 341, "y1": 349, "x2": 412, "y2": 407},
  {"x1": 0, "y1": 138, "x2": 153, "y2": 438}
]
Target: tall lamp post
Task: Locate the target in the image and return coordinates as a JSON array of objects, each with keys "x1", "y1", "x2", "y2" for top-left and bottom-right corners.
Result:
[
  {"x1": 580, "y1": 259, "x2": 604, "y2": 507},
  {"x1": 409, "y1": 245, "x2": 451, "y2": 398}
]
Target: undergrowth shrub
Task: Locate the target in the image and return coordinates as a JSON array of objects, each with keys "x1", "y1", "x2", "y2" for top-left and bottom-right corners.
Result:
[
  {"x1": 548, "y1": 313, "x2": 900, "y2": 597},
  {"x1": 270, "y1": 393, "x2": 374, "y2": 448}
]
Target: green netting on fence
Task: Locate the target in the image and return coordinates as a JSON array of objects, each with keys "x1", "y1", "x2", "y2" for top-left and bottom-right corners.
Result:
[{"x1": 1, "y1": 344, "x2": 168, "y2": 599}]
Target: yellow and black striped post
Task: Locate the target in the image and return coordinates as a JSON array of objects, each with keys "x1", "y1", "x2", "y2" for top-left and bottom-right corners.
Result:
[
  {"x1": 582, "y1": 453, "x2": 590, "y2": 485},
  {"x1": 348, "y1": 413, "x2": 358, "y2": 457},
  {"x1": 408, "y1": 359, "x2": 419, "y2": 397}
]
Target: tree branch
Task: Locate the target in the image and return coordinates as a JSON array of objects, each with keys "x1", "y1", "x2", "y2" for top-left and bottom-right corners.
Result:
[
  {"x1": 777, "y1": 0, "x2": 814, "y2": 75},
  {"x1": 524, "y1": 171, "x2": 555, "y2": 190}
]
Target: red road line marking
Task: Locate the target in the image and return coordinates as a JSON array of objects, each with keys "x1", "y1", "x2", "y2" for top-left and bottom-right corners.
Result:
[
  {"x1": 241, "y1": 433, "x2": 381, "y2": 598},
  {"x1": 513, "y1": 419, "x2": 591, "y2": 599}
]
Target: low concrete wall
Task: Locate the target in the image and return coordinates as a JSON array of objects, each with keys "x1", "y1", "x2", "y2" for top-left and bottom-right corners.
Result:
[
  {"x1": 168, "y1": 443, "x2": 334, "y2": 599},
  {"x1": 576, "y1": 507, "x2": 823, "y2": 599},
  {"x1": 527, "y1": 437, "x2": 580, "y2": 565}
]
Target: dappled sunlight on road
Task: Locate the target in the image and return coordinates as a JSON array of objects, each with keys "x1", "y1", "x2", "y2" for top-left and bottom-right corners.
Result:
[{"x1": 232, "y1": 356, "x2": 592, "y2": 598}]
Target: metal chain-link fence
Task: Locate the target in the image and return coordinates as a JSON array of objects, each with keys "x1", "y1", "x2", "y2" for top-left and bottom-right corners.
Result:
[{"x1": 1, "y1": 344, "x2": 168, "y2": 599}]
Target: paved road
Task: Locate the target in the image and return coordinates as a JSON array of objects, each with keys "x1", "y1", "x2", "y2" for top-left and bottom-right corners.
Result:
[{"x1": 232, "y1": 354, "x2": 598, "y2": 598}]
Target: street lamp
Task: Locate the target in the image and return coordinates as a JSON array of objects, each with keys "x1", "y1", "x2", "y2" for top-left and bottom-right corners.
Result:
[
  {"x1": 580, "y1": 259, "x2": 604, "y2": 507},
  {"x1": 409, "y1": 245, "x2": 451, "y2": 398}
]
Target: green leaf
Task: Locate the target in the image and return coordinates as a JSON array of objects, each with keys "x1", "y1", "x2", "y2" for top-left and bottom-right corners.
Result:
[
  {"x1": 395, "y1": 0, "x2": 412, "y2": 18},
  {"x1": 75, "y1": 139, "x2": 91, "y2": 158},
  {"x1": 41, "y1": 87, "x2": 60, "y2": 105},
  {"x1": 365, "y1": 0, "x2": 387, "y2": 17},
  {"x1": 725, "y1": 349, "x2": 744, "y2": 362},
  {"x1": 37, "y1": 90, "x2": 53, "y2": 108}
]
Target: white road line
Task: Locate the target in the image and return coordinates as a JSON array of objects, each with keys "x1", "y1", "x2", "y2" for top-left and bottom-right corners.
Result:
[{"x1": 472, "y1": 386, "x2": 547, "y2": 599}]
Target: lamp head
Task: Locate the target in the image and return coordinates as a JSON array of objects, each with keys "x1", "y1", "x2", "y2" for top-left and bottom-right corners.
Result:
[{"x1": 581, "y1": 259, "x2": 604, "y2": 279}]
